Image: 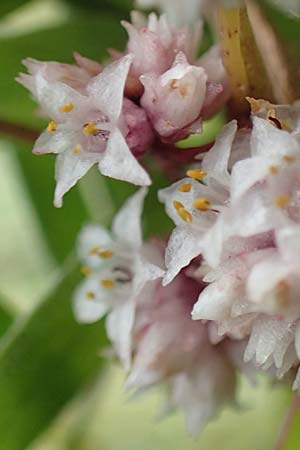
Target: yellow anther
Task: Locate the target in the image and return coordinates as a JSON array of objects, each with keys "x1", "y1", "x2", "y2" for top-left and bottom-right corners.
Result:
[
  {"x1": 274, "y1": 195, "x2": 290, "y2": 208},
  {"x1": 47, "y1": 120, "x2": 57, "y2": 132},
  {"x1": 86, "y1": 291, "x2": 95, "y2": 300},
  {"x1": 186, "y1": 169, "x2": 207, "y2": 181},
  {"x1": 83, "y1": 122, "x2": 98, "y2": 136},
  {"x1": 178, "y1": 183, "x2": 192, "y2": 193},
  {"x1": 101, "y1": 279, "x2": 115, "y2": 289},
  {"x1": 81, "y1": 266, "x2": 92, "y2": 276},
  {"x1": 193, "y1": 197, "x2": 211, "y2": 211},
  {"x1": 177, "y1": 207, "x2": 193, "y2": 223},
  {"x1": 283, "y1": 155, "x2": 295, "y2": 163},
  {"x1": 89, "y1": 246, "x2": 100, "y2": 255},
  {"x1": 60, "y1": 103, "x2": 74, "y2": 113},
  {"x1": 73, "y1": 144, "x2": 81, "y2": 155},
  {"x1": 173, "y1": 200, "x2": 184, "y2": 211},
  {"x1": 98, "y1": 250, "x2": 113, "y2": 259},
  {"x1": 269, "y1": 165, "x2": 278, "y2": 175}
]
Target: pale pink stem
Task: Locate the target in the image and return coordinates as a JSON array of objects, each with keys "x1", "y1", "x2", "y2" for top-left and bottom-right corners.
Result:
[{"x1": 272, "y1": 394, "x2": 300, "y2": 450}]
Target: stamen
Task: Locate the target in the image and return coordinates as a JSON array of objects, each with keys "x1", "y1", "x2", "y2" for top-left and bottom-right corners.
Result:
[
  {"x1": 283, "y1": 155, "x2": 295, "y2": 163},
  {"x1": 73, "y1": 144, "x2": 81, "y2": 155},
  {"x1": 101, "y1": 279, "x2": 115, "y2": 289},
  {"x1": 86, "y1": 291, "x2": 95, "y2": 300},
  {"x1": 269, "y1": 165, "x2": 278, "y2": 175},
  {"x1": 173, "y1": 200, "x2": 184, "y2": 211},
  {"x1": 47, "y1": 121, "x2": 57, "y2": 132},
  {"x1": 89, "y1": 246, "x2": 100, "y2": 255},
  {"x1": 177, "y1": 207, "x2": 193, "y2": 223},
  {"x1": 186, "y1": 169, "x2": 207, "y2": 181},
  {"x1": 83, "y1": 122, "x2": 98, "y2": 136},
  {"x1": 60, "y1": 103, "x2": 74, "y2": 113},
  {"x1": 178, "y1": 183, "x2": 192, "y2": 193},
  {"x1": 276, "y1": 280, "x2": 290, "y2": 308},
  {"x1": 81, "y1": 266, "x2": 92, "y2": 276},
  {"x1": 274, "y1": 194, "x2": 290, "y2": 208},
  {"x1": 193, "y1": 197, "x2": 211, "y2": 211},
  {"x1": 98, "y1": 250, "x2": 113, "y2": 259}
]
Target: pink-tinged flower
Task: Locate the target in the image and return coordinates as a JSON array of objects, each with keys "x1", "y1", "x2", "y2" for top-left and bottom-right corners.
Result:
[
  {"x1": 122, "y1": 12, "x2": 202, "y2": 80},
  {"x1": 122, "y1": 98, "x2": 155, "y2": 158},
  {"x1": 159, "y1": 120, "x2": 239, "y2": 284},
  {"x1": 18, "y1": 55, "x2": 151, "y2": 207},
  {"x1": 73, "y1": 188, "x2": 164, "y2": 369},
  {"x1": 17, "y1": 53, "x2": 101, "y2": 95},
  {"x1": 126, "y1": 270, "x2": 237, "y2": 434},
  {"x1": 140, "y1": 52, "x2": 208, "y2": 141}
]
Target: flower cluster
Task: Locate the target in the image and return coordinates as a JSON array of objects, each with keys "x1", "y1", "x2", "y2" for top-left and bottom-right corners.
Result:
[{"x1": 18, "y1": 0, "x2": 300, "y2": 436}]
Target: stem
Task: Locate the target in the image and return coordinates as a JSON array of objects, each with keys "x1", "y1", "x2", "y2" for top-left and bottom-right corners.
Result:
[
  {"x1": 0, "y1": 120, "x2": 39, "y2": 143},
  {"x1": 272, "y1": 394, "x2": 300, "y2": 450}
]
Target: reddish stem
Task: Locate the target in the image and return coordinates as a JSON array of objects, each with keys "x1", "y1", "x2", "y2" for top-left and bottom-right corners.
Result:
[
  {"x1": 272, "y1": 394, "x2": 300, "y2": 450},
  {"x1": 0, "y1": 120, "x2": 39, "y2": 143}
]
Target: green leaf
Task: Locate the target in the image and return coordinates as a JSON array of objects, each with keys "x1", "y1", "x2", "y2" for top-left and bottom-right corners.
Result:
[
  {"x1": 0, "y1": 262, "x2": 106, "y2": 450},
  {"x1": 0, "y1": 297, "x2": 13, "y2": 337},
  {"x1": 0, "y1": 0, "x2": 29, "y2": 18}
]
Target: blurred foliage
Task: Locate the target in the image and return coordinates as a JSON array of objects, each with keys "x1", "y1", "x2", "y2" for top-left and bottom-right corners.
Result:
[{"x1": 0, "y1": 262, "x2": 106, "y2": 450}]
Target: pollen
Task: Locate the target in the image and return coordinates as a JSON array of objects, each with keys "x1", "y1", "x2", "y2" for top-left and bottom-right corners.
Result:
[
  {"x1": 274, "y1": 194, "x2": 290, "y2": 208},
  {"x1": 86, "y1": 291, "x2": 95, "y2": 300},
  {"x1": 186, "y1": 169, "x2": 207, "y2": 181},
  {"x1": 83, "y1": 122, "x2": 98, "y2": 136},
  {"x1": 89, "y1": 246, "x2": 100, "y2": 255},
  {"x1": 81, "y1": 266, "x2": 92, "y2": 276},
  {"x1": 173, "y1": 200, "x2": 184, "y2": 211},
  {"x1": 178, "y1": 183, "x2": 192, "y2": 193},
  {"x1": 283, "y1": 155, "x2": 295, "y2": 163},
  {"x1": 177, "y1": 207, "x2": 193, "y2": 223},
  {"x1": 101, "y1": 279, "x2": 115, "y2": 289},
  {"x1": 47, "y1": 120, "x2": 57, "y2": 132},
  {"x1": 269, "y1": 165, "x2": 278, "y2": 175},
  {"x1": 193, "y1": 197, "x2": 211, "y2": 211},
  {"x1": 98, "y1": 250, "x2": 113, "y2": 259},
  {"x1": 73, "y1": 144, "x2": 81, "y2": 155},
  {"x1": 60, "y1": 103, "x2": 74, "y2": 113}
]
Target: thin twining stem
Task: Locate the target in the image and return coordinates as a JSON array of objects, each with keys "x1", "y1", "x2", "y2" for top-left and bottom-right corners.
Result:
[
  {"x1": 0, "y1": 120, "x2": 39, "y2": 143},
  {"x1": 272, "y1": 394, "x2": 300, "y2": 450}
]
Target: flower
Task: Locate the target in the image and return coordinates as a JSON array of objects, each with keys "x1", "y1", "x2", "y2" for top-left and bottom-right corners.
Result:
[
  {"x1": 18, "y1": 55, "x2": 151, "y2": 207},
  {"x1": 122, "y1": 11, "x2": 202, "y2": 80},
  {"x1": 159, "y1": 120, "x2": 239, "y2": 284},
  {"x1": 140, "y1": 52, "x2": 208, "y2": 141},
  {"x1": 126, "y1": 270, "x2": 237, "y2": 434},
  {"x1": 73, "y1": 188, "x2": 164, "y2": 369},
  {"x1": 17, "y1": 53, "x2": 101, "y2": 95}
]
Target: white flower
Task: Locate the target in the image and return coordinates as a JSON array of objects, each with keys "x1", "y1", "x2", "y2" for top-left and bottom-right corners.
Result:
[
  {"x1": 19, "y1": 55, "x2": 151, "y2": 207},
  {"x1": 159, "y1": 120, "x2": 238, "y2": 284},
  {"x1": 126, "y1": 270, "x2": 237, "y2": 434},
  {"x1": 73, "y1": 188, "x2": 164, "y2": 369}
]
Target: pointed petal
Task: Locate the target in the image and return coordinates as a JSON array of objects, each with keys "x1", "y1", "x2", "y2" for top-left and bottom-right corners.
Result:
[
  {"x1": 163, "y1": 225, "x2": 202, "y2": 285},
  {"x1": 98, "y1": 128, "x2": 151, "y2": 186},
  {"x1": 112, "y1": 187, "x2": 148, "y2": 248},
  {"x1": 87, "y1": 55, "x2": 133, "y2": 122},
  {"x1": 73, "y1": 276, "x2": 110, "y2": 323},
  {"x1": 106, "y1": 301, "x2": 135, "y2": 371},
  {"x1": 54, "y1": 151, "x2": 95, "y2": 207}
]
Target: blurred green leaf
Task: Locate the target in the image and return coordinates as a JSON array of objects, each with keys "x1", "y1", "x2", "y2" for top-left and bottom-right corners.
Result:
[
  {"x1": 0, "y1": 0, "x2": 30, "y2": 18},
  {"x1": 0, "y1": 261, "x2": 106, "y2": 450},
  {"x1": 0, "y1": 297, "x2": 13, "y2": 337},
  {"x1": 0, "y1": 12, "x2": 126, "y2": 127},
  {"x1": 65, "y1": 0, "x2": 133, "y2": 14}
]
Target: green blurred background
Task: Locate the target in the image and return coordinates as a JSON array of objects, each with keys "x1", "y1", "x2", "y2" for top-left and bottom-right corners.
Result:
[{"x1": 0, "y1": 0, "x2": 299, "y2": 449}]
